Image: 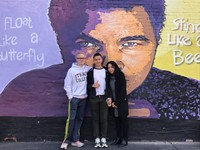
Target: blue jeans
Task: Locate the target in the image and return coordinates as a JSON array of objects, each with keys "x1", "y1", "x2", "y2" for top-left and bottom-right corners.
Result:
[{"x1": 64, "y1": 97, "x2": 86, "y2": 143}]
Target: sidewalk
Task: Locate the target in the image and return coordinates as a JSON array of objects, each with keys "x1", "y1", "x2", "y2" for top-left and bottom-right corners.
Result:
[{"x1": 0, "y1": 141, "x2": 199, "y2": 150}]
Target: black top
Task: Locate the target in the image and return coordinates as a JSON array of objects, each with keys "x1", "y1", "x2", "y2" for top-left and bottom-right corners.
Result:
[{"x1": 107, "y1": 71, "x2": 129, "y2": 116}]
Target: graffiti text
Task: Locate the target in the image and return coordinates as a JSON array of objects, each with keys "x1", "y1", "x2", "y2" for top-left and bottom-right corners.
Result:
[
  {"x1": 173, "y1": 49, "x2": 200, "y2": 66},
  {"x1": 5, "y1": 17, "x2": 33, "y2": 30}
]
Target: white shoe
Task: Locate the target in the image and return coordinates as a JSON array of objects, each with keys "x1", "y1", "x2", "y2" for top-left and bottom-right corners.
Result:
[
  {"x1": 60, "y1": 142, "x2": 68, "y2": 149},
  {"x1": 101, "y1": 138, "x2": 108, "y2": 148},
  {"x1": 94, "y1": 138, "x2": 101, "y2": 148},
  {"x1": 71, "y1": 141, "x2": 84, "y2": 147}
]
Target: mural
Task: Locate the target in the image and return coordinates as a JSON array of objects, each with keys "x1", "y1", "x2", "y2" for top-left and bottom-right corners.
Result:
[{"x1": 0, "y1": 0, "x2": 199, "y2": 120}]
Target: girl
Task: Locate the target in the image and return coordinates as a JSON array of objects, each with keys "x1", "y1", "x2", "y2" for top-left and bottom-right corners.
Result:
[{"x1": 106, "y1": 61, "x2": 129, "y2": 147}]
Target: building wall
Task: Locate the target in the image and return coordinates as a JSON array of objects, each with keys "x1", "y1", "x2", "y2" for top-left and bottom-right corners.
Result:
[{"x1": 0, "y1": 0, "x2": 199, "y2": 141}]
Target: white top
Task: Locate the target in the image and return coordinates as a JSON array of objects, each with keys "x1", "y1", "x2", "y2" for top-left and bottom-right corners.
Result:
[
  {"x1": 93, "y1": 68, "x2": 106, "y2": 95},
  {"x1": 64, "y1": 63, "x2": 91, "y2": 99}
]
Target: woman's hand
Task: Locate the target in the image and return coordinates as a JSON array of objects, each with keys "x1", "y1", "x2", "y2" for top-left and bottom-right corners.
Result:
[{"x1": 111, "y1": 102, "x2": 118, "y2": 108}]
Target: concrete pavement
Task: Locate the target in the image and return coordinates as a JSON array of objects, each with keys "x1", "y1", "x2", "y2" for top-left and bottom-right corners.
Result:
[{"x1": 0, "y1": 141, "x2": 199, "y2": 150}]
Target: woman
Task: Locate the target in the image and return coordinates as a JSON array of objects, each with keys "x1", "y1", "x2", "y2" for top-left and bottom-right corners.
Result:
[{"x1": 106, "y1": 61, "x2": 129, "y2": 147}]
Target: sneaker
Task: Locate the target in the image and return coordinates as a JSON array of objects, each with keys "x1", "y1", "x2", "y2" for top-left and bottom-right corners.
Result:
[
  {"x1": 101, "y1": 137, "x2": 108, "y2": 148},
  {"x1": 60, "y1": 142, "x2": 68, "y2": 150},
  {"x1": 94, "y1": 138, "x2": 101, "y2": 148},
  {"x1": 71, "y1": 141, "x2": 84, "y2": 147}
]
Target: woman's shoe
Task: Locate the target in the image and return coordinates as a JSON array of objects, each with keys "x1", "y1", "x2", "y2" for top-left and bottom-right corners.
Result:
[
  {"x1": 111, "y1": 138, "x2": 121, "y2": 145},
  {"x1": 117, "y1": 139, "x2": 128, "y2": 147}
]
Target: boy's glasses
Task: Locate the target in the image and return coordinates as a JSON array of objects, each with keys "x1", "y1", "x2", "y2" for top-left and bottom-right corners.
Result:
[{"x1": 76, "y1": 57, "x2": 86, "y2": 59}]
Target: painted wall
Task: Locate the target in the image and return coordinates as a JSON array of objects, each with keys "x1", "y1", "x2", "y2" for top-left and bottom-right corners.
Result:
[{"x1": 0, "y1": 0, "x2": 199, "y2": 120}]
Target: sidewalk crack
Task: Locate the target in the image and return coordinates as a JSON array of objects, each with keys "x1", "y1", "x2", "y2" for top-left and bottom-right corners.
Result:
[{"x1": 169, "y1": 142, "x2": 179, "y2": 150}]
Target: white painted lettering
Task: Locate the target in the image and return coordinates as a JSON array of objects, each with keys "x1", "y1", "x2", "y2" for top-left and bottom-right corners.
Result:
[{"x1": 4, "y1": 17, "x2": 33, "y2": 30}]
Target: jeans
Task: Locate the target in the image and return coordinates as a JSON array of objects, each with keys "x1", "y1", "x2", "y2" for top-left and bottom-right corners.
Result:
[
  {"x1": 64, "y1": 97, "x2": 86, "y2": 143},
  {"x1": 89, "y1": 95, "x2": 108, "y2": 138}
]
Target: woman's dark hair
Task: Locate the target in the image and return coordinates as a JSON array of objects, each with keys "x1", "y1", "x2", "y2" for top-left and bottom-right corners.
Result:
[{"x1": 106, "y1": 61, "x2": 122, "y2": 75}]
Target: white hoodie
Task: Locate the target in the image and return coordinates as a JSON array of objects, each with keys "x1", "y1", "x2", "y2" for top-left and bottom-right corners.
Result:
[{"x1": 64, "y1": 63, "x2": 91, "y2": 99}]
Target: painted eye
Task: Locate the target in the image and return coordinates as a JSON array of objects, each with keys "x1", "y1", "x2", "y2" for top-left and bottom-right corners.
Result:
[
  {"x1": 122, "y1": 42, "x2": 138, "y2": 47},
  {"x1": 78, "y1": 41, "x2": 95, "y2": 47}
]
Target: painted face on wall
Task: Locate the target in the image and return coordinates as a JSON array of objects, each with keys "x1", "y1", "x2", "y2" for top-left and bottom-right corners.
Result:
[{"x1": 75, "y1": 6, "x2": 157, "y2": 94}]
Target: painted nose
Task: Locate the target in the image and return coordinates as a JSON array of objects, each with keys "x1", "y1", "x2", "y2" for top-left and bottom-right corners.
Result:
[{"x1": 103, "y1": 44, "x2": 123, "y2": 67}]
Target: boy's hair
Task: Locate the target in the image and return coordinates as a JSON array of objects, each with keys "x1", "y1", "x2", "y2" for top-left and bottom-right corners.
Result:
[
  {"x1": 76, "y1": 51, "x2": 86, "y2": 58},
  {"x1": 93, "y1": 53, "x2": 102, "y2": 59}
]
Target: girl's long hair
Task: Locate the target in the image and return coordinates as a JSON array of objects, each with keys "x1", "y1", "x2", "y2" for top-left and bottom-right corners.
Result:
[{"x1": 106, "y1": 61, "x2": 122, "y2": 76}]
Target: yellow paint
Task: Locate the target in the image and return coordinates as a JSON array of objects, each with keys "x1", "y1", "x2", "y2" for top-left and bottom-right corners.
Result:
[{"x1": 154, "y1": 0, "x2": 200, "y2": 80}]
